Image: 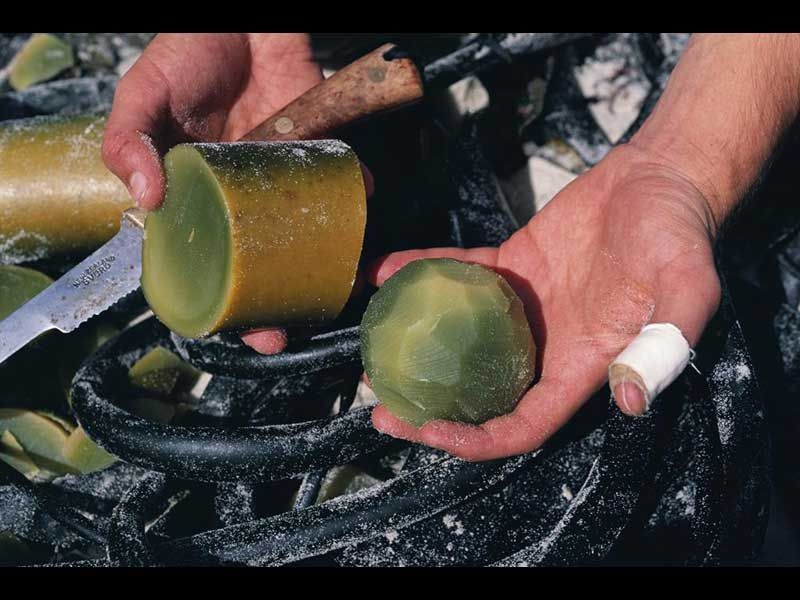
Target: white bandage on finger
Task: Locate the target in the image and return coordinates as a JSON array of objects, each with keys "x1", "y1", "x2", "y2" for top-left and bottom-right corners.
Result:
[{"x1": 608, "y1": 323, "x2": 692, "y2": 410}]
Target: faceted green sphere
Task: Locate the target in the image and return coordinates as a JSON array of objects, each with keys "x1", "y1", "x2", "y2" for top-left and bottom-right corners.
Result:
[{"x1": 360, "y1": 258, "x2": 536, "y2": 427}]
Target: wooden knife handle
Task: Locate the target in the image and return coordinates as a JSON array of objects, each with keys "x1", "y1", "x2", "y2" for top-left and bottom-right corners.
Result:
[{"x1": 241, "y1": 43, "x2": 424, "y2": 142}]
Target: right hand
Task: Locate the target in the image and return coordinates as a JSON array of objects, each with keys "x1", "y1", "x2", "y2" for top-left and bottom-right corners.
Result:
[
  {"x1": 368, "y1": 143, "x2": 722, "y2": 460},
  {"x1": 102, "y1": 33, "x2": 373, "y2": 355}
]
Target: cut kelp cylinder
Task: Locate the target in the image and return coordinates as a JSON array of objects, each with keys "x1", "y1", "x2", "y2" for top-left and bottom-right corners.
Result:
[
  {"x1": 0, "y1": 265, "x2": 52, "y2": 320},
  {"x1": 8, "y1": 33, "x2": 75, "y2": 91},
  {"x1": 142, "y1": 141, "x2": 367, "y2": 338},
  {"x1": 361, "y1": 258, "x2": 536, "y2": 426},
  {"x1": 0, "y1": 114, "x2": 132, "y2": 264}
]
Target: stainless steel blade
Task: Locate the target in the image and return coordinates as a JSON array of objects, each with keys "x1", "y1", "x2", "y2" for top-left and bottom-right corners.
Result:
[{"x1": 0, "y1": 208, "x2": 146, "y2": 365}]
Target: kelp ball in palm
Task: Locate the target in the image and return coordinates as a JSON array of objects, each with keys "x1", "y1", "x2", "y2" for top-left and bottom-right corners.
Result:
[{"x1": 360, "y1": 258, "x2": 536, "y2": 427}]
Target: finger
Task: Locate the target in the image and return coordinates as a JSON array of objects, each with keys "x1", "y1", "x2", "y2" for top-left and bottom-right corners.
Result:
[
  {"x1": 650, "y1": 268, "x2": 721, "y2": 348},
  {"x1": 367, "y1": 247, "x2": 500, "y2": 287},
  {"x1": 240, "y1": 327, "x2": 289, "y2": 355},
  {"x1": 371, "y1": 405, "x2": 425, "y2": 444},
  {"x1": 419, "y1": 371, "x2": 602, "y2": 461},
  {"x1": 611, "y1": 267, "x2": 721, "y2": 417},
  {"x1": 101, "y1": 57, "x2": 171, "y2": 210}
]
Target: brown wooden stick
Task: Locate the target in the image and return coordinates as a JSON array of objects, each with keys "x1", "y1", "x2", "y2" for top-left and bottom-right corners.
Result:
[{"x1": 241, "y1": 43, "x2": 424, "y2": 142}]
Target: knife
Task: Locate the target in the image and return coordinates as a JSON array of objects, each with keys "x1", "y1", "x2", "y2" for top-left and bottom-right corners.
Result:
[
  {"x1": 0, "y1": 207, "x2": 147, "y2": 365},
  {"x1": 0, "y1": 34, "x2": 588, "y2": 366}
]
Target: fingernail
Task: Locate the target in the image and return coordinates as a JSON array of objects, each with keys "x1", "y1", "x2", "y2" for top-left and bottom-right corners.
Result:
[
  {"x1": 614, "y1": 379, "x2": 647, "y2": 416},
  {"x1": 129, "y1": 171, "x2": 148, "y2": 207}
]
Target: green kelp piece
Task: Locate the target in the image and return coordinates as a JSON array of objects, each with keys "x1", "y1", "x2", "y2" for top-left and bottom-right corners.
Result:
[
  {"x1": 37, "y1": 411, "x2": 76, "y2": 433},
  {"x1": 1, "y1": 411, "x2": 117, "y2": 476},
  {"x1": 316, "y1": 465, "x2": 382, "y2": 504},
  {"x1": 0, "y1": 430, "x2": 40, "y2": 478},
  {"x1": 0, "y1": 409, "x2": 76, "y2": 478},
  {"x1": 9, "y1": 34, "x2": 75, "y2": 91},
  {"x1": 62, "y1": 426, "x2": 116, "y2": 474},
  {"x1": 128, "y1": 346, "x2": 201, "y2": 396},
  {"x1": 360, "y1": 259, "x2": 536, "y2": 427},
  {"x1": 0, "y1": 265, "x2": 52, "y2": 320}
]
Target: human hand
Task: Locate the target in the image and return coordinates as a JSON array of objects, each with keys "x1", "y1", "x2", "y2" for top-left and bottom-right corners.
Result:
[
  {"x1": 102, "y1": 33, "x2": 328, "y2": 210},
  {"x1": 368, "y1": 143, "x2": 721, "y2": 460},
  {"x1": 102, "y1": 33, "x2": 373, "y2": 355}
]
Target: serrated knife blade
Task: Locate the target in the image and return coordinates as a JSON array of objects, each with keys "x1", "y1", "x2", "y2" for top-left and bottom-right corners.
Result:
[{"x1": 0, "y1": 208, "x2": 146, "y2": 365}]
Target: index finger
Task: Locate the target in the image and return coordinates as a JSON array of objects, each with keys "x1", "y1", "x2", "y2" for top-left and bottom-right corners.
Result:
[
  {"x1": 102, "y1": 55, "x2": 171, "y2": 210},
  {"x1": 373, "y1": 350, "x2": 610, "y2": 461},
  {"x1": 367, "y1": 247, "x2": 500, "y2": 287},
  {"x1": 371, "y1": 376, "x2": 570, "y2": 460},
  {"x1": 419, "y1": 376, "x2": 587, "y2": 460}
]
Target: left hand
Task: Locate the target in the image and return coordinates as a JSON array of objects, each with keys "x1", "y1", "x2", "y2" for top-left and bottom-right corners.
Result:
[{"x1": 102, "y1": 33, "x2": 374, "y2": 356}]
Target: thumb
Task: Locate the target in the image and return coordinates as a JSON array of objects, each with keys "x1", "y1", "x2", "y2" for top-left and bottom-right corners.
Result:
[
  {"x1": 610, "y1": 266, "x2": 721, "y2": 417},
  {"x1": 101, "y1": 63, "x2": 170, "y2": 210},
  {"x1": 366, "y1": 247, "x2": 501, "y2": 287}
]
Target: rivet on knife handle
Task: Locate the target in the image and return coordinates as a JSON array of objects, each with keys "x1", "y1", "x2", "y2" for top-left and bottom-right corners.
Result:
[{"x1": 241, "y1": 43, "x2": 424, "y2": 142}]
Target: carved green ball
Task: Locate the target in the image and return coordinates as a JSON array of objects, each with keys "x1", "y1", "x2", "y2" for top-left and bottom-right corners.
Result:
[{"x1": 360, "y1": 258, "x2": 536, "y2": 427}]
